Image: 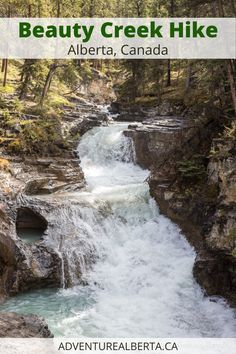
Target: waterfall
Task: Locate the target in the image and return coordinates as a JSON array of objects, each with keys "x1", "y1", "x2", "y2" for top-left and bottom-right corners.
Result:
[{"x1": 1, "y1": 122, "x2": 236, "y2": 337}]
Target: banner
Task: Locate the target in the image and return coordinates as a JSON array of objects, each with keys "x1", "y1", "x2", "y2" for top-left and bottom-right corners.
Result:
[
  {"x1": 0, "y1": 338, "x2": 236, "y2": 354},
  {"x1": 0, "y1": 18, "x2": 235, "y2": 59}
]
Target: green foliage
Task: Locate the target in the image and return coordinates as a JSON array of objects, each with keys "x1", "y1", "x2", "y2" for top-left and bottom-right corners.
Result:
[
  {"x1": 0, "y1": 96, "x2": 7, "y2": 109},
  {"x1": 177, "y1": 154, "x2": 207, "y2": 181},
  {"x1": 0, "y1": 84, "x2": 15, "y2": 94},
  {"x1": 49, "y1": 94, "x2": 73, "y2": 108},
  {"x1": 7, "y1": 118, "x2": 66, "y2": 155},
  {"x1": 0, "y1": 0, "x2": 235, "y2": 113},
  {"x1": 2, "y1": 109, "x2": 11, "y2": 122},
  {"x1": 10, "y1": 98, "x2": 23, "y2": 112},
  {"x1": 57, "y1": 62, "x2": 80, "y2": 89},
  {"x1": 209, "y1": 146, "x2": 232, "y2": 159},
  {"x1": 223, "y1": 122, "x2": 236, "y2": 140},
  {"x1": 24, "y1": 104, "x2": 51, "y2": 118},
  {"x1": 232, "y1": 249, "x2": 236, "y2": 258},
  {"x1": 79, "y1": 62, "x2": 93, "y2": 81},
  {"x1": 0, "y1": 98, "x2": 23, "y2": 112},
  {"x1": 228, "y1": 228, "x2": 236, "y2": 241}
]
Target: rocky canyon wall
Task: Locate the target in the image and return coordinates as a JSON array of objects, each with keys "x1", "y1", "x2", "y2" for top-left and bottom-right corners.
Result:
[{"x1": 124, "y1": 104, "x2": 236, "y2": 305}]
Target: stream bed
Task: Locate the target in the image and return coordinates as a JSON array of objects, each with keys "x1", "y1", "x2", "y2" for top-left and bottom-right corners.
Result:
[{"x1": 1, "y1": 123, "x2": 236, "y2": 337}]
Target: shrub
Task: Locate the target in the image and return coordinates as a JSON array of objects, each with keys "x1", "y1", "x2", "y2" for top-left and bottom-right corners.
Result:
[
  {"x1": 177, "y1": 154, "x2": 207, "y2": 181},
  {"x1": 7, "y1": 139, "x2": 22, "y2": 153},
  {"x1": 228, "y1": 228, "x2": 236, "y2": 241},
  {"x1": 232, "y1": 249, "x2": 236, "y2": 258},
  {"x1": 7, "y1": 118, "x2": 67, "y2": 155},
  {"x1": 223, "y1": 122, "x2": 236, "y2": 139}
]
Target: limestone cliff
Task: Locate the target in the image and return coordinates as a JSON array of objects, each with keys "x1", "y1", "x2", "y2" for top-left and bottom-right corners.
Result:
[{"x1": 125, "y1": 104, "x2": 236, "y2": 305}]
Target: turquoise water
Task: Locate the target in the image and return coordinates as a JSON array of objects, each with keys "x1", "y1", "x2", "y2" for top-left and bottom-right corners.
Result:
[
  {"x1": 17, "y1": 229, "x2": 44, "y2": 244},
  {"x1": 1, "y1": 123, "x2": 236, "y2": 338},
  {"x1": 0, "y1": 287, "x2": 95, "y2": 336}
]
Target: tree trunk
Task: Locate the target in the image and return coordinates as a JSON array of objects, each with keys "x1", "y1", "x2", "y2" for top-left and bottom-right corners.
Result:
[
  {"x1": 185, "y1": 62, "x2": 193, "y2": 90},
  {"x1": 3, "y1": 59, "x2": 8, "y2": 87},
  {"x1": 166, "y1": 0, "x2": 174, "y2": 87},
  {"x1": 2, "y1": 5, "x2": 10, "y2": 86},
  {"x1": 217, "y1": 0, "x2": 236, "y2": 115},
  {"x1": 19, "y1": 60, "x2": 35, "y2": 99},
  {"x1": 28, "y1": 4, "x2": 32, "y2": 17},
  {"x1": 230, "y1": 0, "x2": 236, "y2": 16},
  {"x1": 217, "y1": 0, "x2": 225, "y2": 16},
  {"x1": 227, "y1": 60, "x2": 236, "y2": 115},
  {"x1": 89, "y1": 0, "x2": 95, "y2": 17},
  {"x1": 40, "y1": 65, "x2": 58, "y2": 105},
  {"x1": 176, "y1": 61, "x2": 181, "y2": 85},
  {"x1": 1, "y1": 59, "x2": 5, "y2": 73},
  {"x1": 57, "y1": 0, "x2": 61, "y2": 17},
  {"x1": 166, "y1": 60, "x2": 171, "y2": 87},
  {"x1": 19, "y1": 71, "x2": 31, "y2": 99},
  {"x1": 20, "y1": 70, "x2": 24, "y2": 82},
  {"x1": 40, "y1": 62, "x2": 67, "y2": 105}
]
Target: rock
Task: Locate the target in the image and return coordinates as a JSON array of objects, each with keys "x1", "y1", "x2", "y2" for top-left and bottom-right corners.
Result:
[
  {"x1": 0, "y1": 201, "x2": 61, "y2": 299},
  {"x1": 115, "y1": 106, "x2": 146, "y2": 122},
  {"x1": 208, "y1": 138, "x2": 236, "y2": 204},
  {"x1": 192, "y1": 135, "x2": 236, "y2": 304},
  {"x1": 126, "y1": 104, "x2": 236, "y2": 305},
  {"x1": 0, "y1": 96, "x2": 116, "y2": 301},
  {"x1": 77, "y1": 68, "x2": 116, "y2": 104},
  {"x1": 108, "y1": 101, "x2": 120, "y2": 114},
  {"x1": 23, "y1": 158, "x2": 85, "y2": 195},
  {"x1": 0, "y1": 156, "x2": 85, "y2": 197},
  {"x1": 124, "y1": 115, "x2": 192, "y2": 169},
  {"x1": 111, "y1": 99, "x2": 185, "y2": 122},
  {"x1": 155, "y1": 100, "x2": 184, "y2": 116},
  {"x1": 0, "y1": 312, "x2": 53, "y2": 337},
  {"x1": 193, "y1": 252, "x2": 236, "y2": 305},
  {"x1": 70, "y1": 113, "x2": 108, "y2": 137},
  {"x1": 16, "y1": 207, "x2": 48, "y2": 230}
]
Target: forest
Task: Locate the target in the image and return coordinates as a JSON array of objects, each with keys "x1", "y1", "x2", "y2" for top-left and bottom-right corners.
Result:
[{"x1": 0, "y1": 0, "x2": 235, "y2": 120}]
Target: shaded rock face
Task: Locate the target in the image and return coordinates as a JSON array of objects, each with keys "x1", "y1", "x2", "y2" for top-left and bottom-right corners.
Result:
[
  {"x1": 77, "y1": 68, "x2": 116, "y2": 104},
  {"x1": 16, "y1": 207, "x2": 48, "y2": 231},
  {"x1": 0, "y1": 207, "x2": 17, "y2": 299},
  {"x1": 0, "y1": 154, "x2": 85, "y2": 301},
  {"x1": 193, "y1": 137, "x2": 236, "y2": 303},
  {"x1": 126, "y1": 105, "x2": 236, "y2": 305},
  {"x1": 0, "y1": 201, "x2": 62, "y2": 299},
  {"x1": 0, "y1": 312, "x2": 53, "y2": 337},
  {"x1": 69, "y1": 112, "x2": 109, "y2": 137},
  {"x1": 110, "y1": 100, "x2": 184, "y2": 122},
  {"x1": 61, "y1": 97, "x2": 110, "y2": 150}
]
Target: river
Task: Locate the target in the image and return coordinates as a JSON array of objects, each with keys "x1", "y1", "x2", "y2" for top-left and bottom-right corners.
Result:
[{"x1": 1, "y1": 122, "x2": 235, "y2": 337}]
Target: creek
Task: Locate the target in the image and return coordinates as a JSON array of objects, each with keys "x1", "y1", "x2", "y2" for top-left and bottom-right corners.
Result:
[{"x1": 1, "y1": 122, "x2": 235, "y2": 337}]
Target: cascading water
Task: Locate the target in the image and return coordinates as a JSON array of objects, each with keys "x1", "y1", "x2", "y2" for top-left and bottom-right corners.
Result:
[{"x1": 1, "y1": 122, "x2": 236, "y2": 337}]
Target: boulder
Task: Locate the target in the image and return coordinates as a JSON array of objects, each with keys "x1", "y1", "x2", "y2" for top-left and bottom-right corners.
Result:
[
  {"x1": 0, "y1": 312, "x2": 53, "y2": 337},
  {"x1": 0, "y1": 201, "x2": 61, "y2": 299}
]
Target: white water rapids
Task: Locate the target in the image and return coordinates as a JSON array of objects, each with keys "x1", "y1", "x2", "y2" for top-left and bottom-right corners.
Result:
[{"x1": 1, "y1": 122, "x2": 236, "y2": 337}]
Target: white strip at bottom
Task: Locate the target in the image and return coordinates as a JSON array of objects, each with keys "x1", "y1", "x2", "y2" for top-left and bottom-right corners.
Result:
[{"x1": 0, "y1": 338, "x2": 236, "y2": 354}]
